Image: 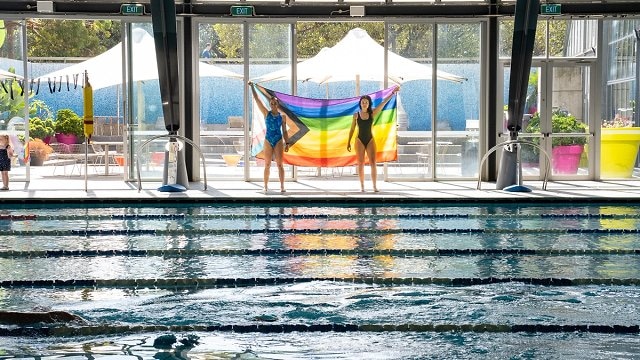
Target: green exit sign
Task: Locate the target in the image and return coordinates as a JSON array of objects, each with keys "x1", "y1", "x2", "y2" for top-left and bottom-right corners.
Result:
[
  {"x1": 540, "y1": 4, "x2": 561, "y2": 15},
  {"x1": 120, "y1": 3, "x2": 145, "y2": 16},
  {"x1": 230, "y1": 5, "x2": 254, "y2": 17}
]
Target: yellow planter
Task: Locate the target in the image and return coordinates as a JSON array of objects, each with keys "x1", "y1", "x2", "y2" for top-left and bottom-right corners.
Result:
[{"x1": 601, "y1": 127, "x2": 640, "y2": 178}]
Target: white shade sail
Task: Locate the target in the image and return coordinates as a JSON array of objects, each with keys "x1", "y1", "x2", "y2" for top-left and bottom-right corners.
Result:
[
  {"x1": 0, "y1": 68, "x2": 22, "y2": 80},
  {"x1": 255, "y1": 28, "x2": 465, "y2": 84},
  {"x1": 37, "y1": 28, "x2": 241, "y2": 90}
]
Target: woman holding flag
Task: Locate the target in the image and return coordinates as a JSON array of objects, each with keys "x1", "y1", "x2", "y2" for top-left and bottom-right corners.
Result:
[
  {"x1": 249, "y1": 82, "x2": 290, "y2": 193},
  {"x1": 347, "y1": 86, "x2": 400, "y2": 192}
]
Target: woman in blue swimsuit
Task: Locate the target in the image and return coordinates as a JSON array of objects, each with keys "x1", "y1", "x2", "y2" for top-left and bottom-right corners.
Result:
[
  {"x1": 347, "y1": 86, "x2": 400, "y2": 192},
  {"x1": 249, "y1": 83, "x2": 290, "y2": 193}
]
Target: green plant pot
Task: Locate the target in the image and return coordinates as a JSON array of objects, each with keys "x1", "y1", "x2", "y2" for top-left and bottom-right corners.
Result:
[{"x1": 601, "y1": 127, "x2": 640, "y2": 178}]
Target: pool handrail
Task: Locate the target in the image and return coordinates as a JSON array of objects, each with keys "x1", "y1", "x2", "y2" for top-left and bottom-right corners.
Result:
[
  {"x1": 134, "y1": 134, "x2": 208, "y2": 192},
  {"x1": 477, "y1": 139, "x2": 550, "y2": 190}
]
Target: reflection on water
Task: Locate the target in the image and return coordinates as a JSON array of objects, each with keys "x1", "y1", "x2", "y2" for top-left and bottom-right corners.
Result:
[{"x1": 1, "y1": 202, "x2": 640, "y2": 358}]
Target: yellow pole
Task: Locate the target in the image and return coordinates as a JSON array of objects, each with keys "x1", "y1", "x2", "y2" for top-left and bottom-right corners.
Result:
[{"x1": 83, "y1": 71, "x2": 94, "y2": 191}]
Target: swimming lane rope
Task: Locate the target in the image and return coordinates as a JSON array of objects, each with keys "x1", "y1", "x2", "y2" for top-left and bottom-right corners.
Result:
[
  {"x1": 1, "y1": 323, "x2": 638, "y2": 337},
  {"x1": 2, "y1": 276, "x2": 639, "y2": 289},
  {"x1": 3, "y1": 212, "x2": 640, "y2": 221},
  {"x1": 1, "y1": 227, "x2": 639, "y2": 237},
  {"x1": 1, "y1": 248, "x2": 638, "y2": 259}
]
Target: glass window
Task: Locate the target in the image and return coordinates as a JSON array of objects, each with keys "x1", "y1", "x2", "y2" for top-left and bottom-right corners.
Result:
[
  {"x1": 248, "y1": 23, "x2": 293, "y2": 181},
  {"x1": 499, "y1": 19, "x2": 547, "y2": 59},
  {"x1": 600, "y1": 19, "x2": 640, "y2": 180},
  {"x1": 602, "y1": 19, "x2": 639, "y2": 127},
  {"x1": 0, "y1": 19, "x2": 27, "y2": 181},
  {"x1": 198, "y1": 22, "x2": 246, "y2": 180},
  {"x1": 24, "y1": 19, "x2": 124, "y2": 179},
  {"x1": 436, "y1": 22, "x2": 481, "y2": 178},
  {"x1": 550, "y1": 19, "x2": 597, "y2": 58},
  {"x1": 500, "y1": 18, "x2": 597, "y2": 59}
]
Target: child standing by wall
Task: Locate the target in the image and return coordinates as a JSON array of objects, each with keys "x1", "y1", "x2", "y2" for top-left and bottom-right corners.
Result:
[{"x1": 0, "y1": 134, "x2": 14, "y2": 190}]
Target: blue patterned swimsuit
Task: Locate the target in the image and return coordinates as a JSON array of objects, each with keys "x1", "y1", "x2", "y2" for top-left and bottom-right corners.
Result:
[{"x1": 264, "y1": 112, "x2": 283, "y2": 148}]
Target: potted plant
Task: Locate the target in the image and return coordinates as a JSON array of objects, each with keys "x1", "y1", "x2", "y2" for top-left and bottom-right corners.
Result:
[
  {"x1": 29, "y1": 100, "x2": 56, "y2": 143},
  {"x1": 601, "y1": 110, "x2": 640, "y2": 178},
  {"x1": 54, "y1": 109, "x2": 84, "y2": 144},
  {"x1": 526, "y1": 109, "x2": 587, "y2": 174},
  {"x1": 27, "y1": 138, "x2": 53, "y2": 166},
  {"x1": 29, "y1": 117, "x2": 56, "y2": 143}
]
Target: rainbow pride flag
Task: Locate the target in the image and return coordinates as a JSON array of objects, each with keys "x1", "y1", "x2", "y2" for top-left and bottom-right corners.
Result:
[{"x1": 251, "y1": 86, "x2": 398, "y2": 167}]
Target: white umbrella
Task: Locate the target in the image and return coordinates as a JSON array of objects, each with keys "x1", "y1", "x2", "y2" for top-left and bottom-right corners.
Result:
[
  {"x1": 0, "y1": 69, "x2": 22, "y2": 80},
  {"x1": 38, "y1": 28, "x2": 241, "y2": 90},
  {"x1": 255, "y1": 28, "x2": 465, "y2": 84}
]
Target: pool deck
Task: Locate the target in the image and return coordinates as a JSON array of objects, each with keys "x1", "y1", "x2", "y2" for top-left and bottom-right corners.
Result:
[{"x1": 2, "y1": 175, "x2": 640, "y2": 203}]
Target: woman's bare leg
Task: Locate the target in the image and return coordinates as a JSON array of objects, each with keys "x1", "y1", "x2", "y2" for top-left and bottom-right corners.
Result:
[
  {"x1": 273, "y1": 141, "x2": 285, "y2": 192},
  {"x1": 365, "y1": 141, "x2": 378, "y2": 192},
  {"x1": 355, "y1": 140, "x2": 366, "y2": 191},
  {"x1": 263, "y1": 142, "x2": 274, "y2": 191}
]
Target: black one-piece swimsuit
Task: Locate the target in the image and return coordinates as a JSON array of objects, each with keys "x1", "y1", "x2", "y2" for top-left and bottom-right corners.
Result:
[{"x1": 357, "y1": 112, "x2": 373, "y2": 147}]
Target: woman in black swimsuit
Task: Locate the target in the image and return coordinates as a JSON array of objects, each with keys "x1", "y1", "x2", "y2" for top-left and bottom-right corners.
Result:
[
  {"x1": 347, "y1": 86, "x2": 399, "y2": 192},
  {"x1": 0, "y1": 134, "x2": 14, "y2": 191}
]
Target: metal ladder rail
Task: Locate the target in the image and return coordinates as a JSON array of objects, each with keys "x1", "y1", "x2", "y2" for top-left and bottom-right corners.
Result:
[
  {"x1": 134, "y1": 134, "x2": 208, "y2": 192},
  {"x1": 477, "y1": 139, "x2": 551, "y2": 190}
]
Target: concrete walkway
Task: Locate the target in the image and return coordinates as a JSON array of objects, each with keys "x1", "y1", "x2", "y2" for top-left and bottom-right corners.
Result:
[{"x1": 2, "y1": 175, "x2": 640, "y2": 203}]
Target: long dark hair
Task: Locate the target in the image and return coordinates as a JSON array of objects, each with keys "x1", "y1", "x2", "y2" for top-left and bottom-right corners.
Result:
[{"x1": 359, "y1": 95, "x2": 373, "y2": 118}]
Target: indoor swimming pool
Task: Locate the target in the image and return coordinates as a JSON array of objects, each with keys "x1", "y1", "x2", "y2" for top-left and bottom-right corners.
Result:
[{"x1": 0, "y1": 202, "x2": 639, "y2": 359}]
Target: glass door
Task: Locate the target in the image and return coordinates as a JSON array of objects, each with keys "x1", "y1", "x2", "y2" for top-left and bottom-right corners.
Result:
[
  {"x1": 124, "y1": 22, "x2": 166, "y2": 182},
  {"x1": 516, "y1": 62, "x2": 594, "y2": 179},
  {"x1": 546, "y1": 64, "x2": 593, "y2": 178},
  {"x1": 1, "y1": 20, "x2": 28, "y2": 184}
]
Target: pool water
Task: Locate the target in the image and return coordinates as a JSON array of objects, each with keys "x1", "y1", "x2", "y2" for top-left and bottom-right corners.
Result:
[{"x1": 1, "y1": 202, "x2": 639, "y2": 359}]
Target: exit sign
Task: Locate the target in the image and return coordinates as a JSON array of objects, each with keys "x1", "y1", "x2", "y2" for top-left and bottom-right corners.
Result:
[
  {"x1": 120, "y1": 3, "x2": 145, "y2": 16},
  {"x1": 230, "y1": 5, "x2": 254, "y2": 17},
  {"x1": 540, "y1": 4, "x2": 561, "y2": 15}
]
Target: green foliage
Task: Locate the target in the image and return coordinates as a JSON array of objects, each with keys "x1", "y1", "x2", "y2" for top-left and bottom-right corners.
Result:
[
  {"x1": 213, "y1": 24, "x2": 243, "y2": 59},
  {"x1": 0, "y1": 69, "x2": 26, "y2": 125},
  {"x1": 250, "y1": 23, "x2": 290, "y2": 59},
  {"x1": 295, "y1": 23, "x2": 384, "y2": 58},
  {"x1": 29, "y1": 99, "x2": 53, "y2": 120},
  {"x1": 0, "y1": 77, "x2": 55, "y2": 133},
  {"x1": 499, "y1": 19, "x2": 568, "y2": 57},
  {"x1": 389, "y1": 24, "x2": 433, "y2": 58},
  {"x1": 54, "y1": 108, "x2": 84, "y2": 138},
  {"x1": 209, "y1": 22, "x2": 481, "y2": 61},
  {"x1": 29, "y1": 116, "x2": 55, "y2": 139},
  {"x1": 433, "y1": 23, "x2": 481, "y2": 59},
  {"x1": 526, "y1": 109, "x2": 587, "y2": 147},
  {"x1": 199, "y1": 25, "x2": 223, "y2": 58},
  {"x1": 0, "y1": 20, "x2": 21, "y2": 59},
  {"x1": 27, "y1": 19, "x2": 120, "y2": 58}
]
